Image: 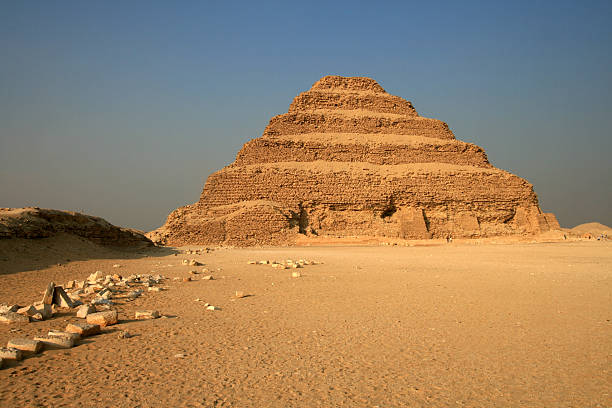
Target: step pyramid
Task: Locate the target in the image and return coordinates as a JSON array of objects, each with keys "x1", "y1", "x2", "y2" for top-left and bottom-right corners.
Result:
[{"x1": 150, "y1": 76, "x2": 559, "y2": 245}]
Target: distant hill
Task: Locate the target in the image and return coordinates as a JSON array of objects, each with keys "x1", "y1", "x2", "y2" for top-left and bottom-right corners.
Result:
[{"x1": 570, "y1": 222, "x2": 612, "y2": 236}]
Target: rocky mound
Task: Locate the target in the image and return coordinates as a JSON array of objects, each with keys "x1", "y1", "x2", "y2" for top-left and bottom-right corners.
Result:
[
  {"x1": 151, "y1": 75, "x2": 560, "y2": 246},
  {"x1": 0, "y1": 207, "x2": 153, "y2": 247},
  {"x1": 570, "y1": 222, "x2": 611, "y2": 236}
]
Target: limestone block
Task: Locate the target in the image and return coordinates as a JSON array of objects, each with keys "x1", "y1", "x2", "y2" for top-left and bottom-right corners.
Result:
[
  {"x1": 52, "y1": 286, "x2": 76, "y2": 308},
  {"x1": 65, "y1": 322, "x2": 101, "y2": 337},
  {"x1": 86, "y1": 310, "x2": 118, "y2": 327},
  {"x1": 7, "y1": 339, "x2": 43, "y2": 354},
  {"x1": 76, "y1": 304, "x2": 96, "y2": 318},
  {"x1": 17, "y1": 305, "x2": 38, "y2": 317},
  {"x1": 135, "y1": 310, "x2": 160, "y2": 320},
  {"x1": 48, "y1": 331, "x2": 81, "y2": 343},
  {"x1": 35, "y1": 304, "x2": 53, "y2": 320},
  {"x1": 0, "y1": 348, "x2": 22, "y2": 361},
  {"x1": 42, "y1": 282, "x2": 55, "y2": 305},
  {"x1": 0, "y1": 311, "x2": 30, "y2": 324},
  {"x1": 34, "y1": 336, "x2": 74, "y2": 349}
]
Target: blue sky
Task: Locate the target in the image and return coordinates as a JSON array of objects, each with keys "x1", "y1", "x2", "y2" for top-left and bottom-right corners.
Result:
[{"x1": 1, "y1": 1, "x2": 611, "y2": 230}]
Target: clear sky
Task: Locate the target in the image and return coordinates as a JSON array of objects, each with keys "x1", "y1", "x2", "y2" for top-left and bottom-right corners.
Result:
[{"x1": 1, "y1": 1, "x2": 611, "y2": 231}]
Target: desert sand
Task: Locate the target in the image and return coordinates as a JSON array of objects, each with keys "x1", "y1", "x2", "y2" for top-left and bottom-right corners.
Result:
[{"x1": 1, "y1": 237, "x2": 610, "y2": 407}]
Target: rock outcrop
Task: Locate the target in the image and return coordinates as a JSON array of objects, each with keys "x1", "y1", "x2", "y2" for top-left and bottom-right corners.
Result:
[
  {"x1": 151, "y1": 75, "x2": 559, "y2": 246},
  {"x1": 0, "y1": 207, "x2": 153, "y2": 247}
]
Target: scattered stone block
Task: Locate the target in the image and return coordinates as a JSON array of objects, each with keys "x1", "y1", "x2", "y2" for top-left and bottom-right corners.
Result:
[
  {"x1": 65, "y1": 322, "x2": 100, "y2": 337},
  {"x1": 0, "y1": 348, "x2": 23, "y2": 361},
  {"x1": 112, "y1": 264, "x2": 121, "y2": 268},
  {"x1": 127, "y1": 290, "x2": 142, "y2": 299},
  {"x1": 34, "y1": 336, "x2": 74, "y2": 349},
  {"x1": 0, "y1": 311, "x2": 30, "y2": 324},
  {"x1": 17, "y1": 305, "x2": 38, "y2": 317},
  {"x1": 235, "y1": 291, "x2": 246, "y2": 298},
  {"x1": 292, "y1": 271, "x2": 302, "y2": 278},
  {"x1": 52, "y1": 286, "x2": 76, "y2": 308},
  {"x1": 118, "y1": 330, "x2": 132, "y2": 339},
  {"x1": 87, "y1": 310, "x2": 118, "y2": 327},
  {"x1": 202, "y1": 275, "x2": 213, "y2": 280},
  {"x1": 181, "y1": 259, "x2": 189, "y2": 265},
  {"x1": 189, "y1": 260, "x2": 202, "y2": 266},
  {"x1": 97, "y1": 288, "x2": 113, "y2": 299},
  {"x1": 135, "y1": 310, "x2": 160, "y2": 320},
  {"x1": 76, "y1": 280, "x2": 86, "y2": 289},
  {"x1": 88, "y1": 271, "x2": 104, "y2": 283},
  {"x1": 148, "y1": 287, "x2": 162, "y2": 292},
  {"x1": 42, "y1": 282, "x2": 55, "y2": 305},
  {"x1": 91, "y1": 298, "x2": 114, "y2": 306},
  {"x1": 247, "y1": 260, "x2": 257, "y2": 264},
  {"x1": 48, "y1": 331, "x2": 80, "y2": 342},
  {"x1": 30, "y1": 313, "x2": 44, "y2": 321},
  {"x1": 7, "y1": 338, "x2": 42, "y2": 354},
  {"x1": 76, "y1": 304, "x2": 96, "y2": 318},
  {"x1": 35, "y1": 304, "x2": 53, "y2": 320},
  {"x1": 206, "y1": 305, "x2": 220, "y2": 311},
  {"x1": 0, "y1": 305, "x2": 19, "y2": 314},
  {"x1": 65, "y1": 280, "x2": 76, "y2": 289}
]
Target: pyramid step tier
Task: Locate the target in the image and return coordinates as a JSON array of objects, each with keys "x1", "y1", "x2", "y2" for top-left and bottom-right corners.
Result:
[
  {"x1": 234, "y1": 133, "x2": 490, "y2": 167},
  {"x1": 289, "y1": 90, "x2": 418, "y2": 116},
  {"x1": 263, "y1": 112, "x2": 455, "y2": 139}
]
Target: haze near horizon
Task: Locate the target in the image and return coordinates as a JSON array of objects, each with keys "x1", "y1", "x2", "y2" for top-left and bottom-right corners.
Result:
[{"x1": 1, "y1": 1, "x2": 611, "y2": 231}]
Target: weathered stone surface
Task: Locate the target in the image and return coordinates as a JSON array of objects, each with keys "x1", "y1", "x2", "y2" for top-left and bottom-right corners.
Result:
[
  {"x1": 76, "y1": 304, "x2": 96, "y2": 318},
  {"x1": 86, "y1": 310, "x2": 118, "y2": 327},
  {"x1": 52, "y1": 286, "x2": 76, "y2": 308},
  {"x1": 35, "y1": 304, "x2": 53, "y2": 320},
  {"x1": 42, "y1": 282, "x2": 55, "y2": 305},
  {"x1": 135, "y1": 310, "x2": 160, "y2": 320},
  {"x1": 0, "y1": 207, "x2": 154, "y2": 246},
  {"x1": 17, "y1": 305, "x2": 38, "y2": 317},
  {"x1": 0, "y1": 311, "x2": 30, "y2": 324},
  {"x1": 150, "y1": 75, "x2": 560, "y2": 246},
  {"x1": 7, "y1": 338, "x2": 43, "y2": 354},
  {"x1": 0, "y1": 347, "x2": 23, "y2": 360},
  {"x1": 48, "y1": 331, "x2": 81, "y2": 342},
  {"x1": 34, "y1": 336, "x2": 74, "y2": 349},
  {"x1": 0, "y1": 305, "x2": 19, "y2": 314},
  {"x1": 65, "y1": 322, "x2": 101, "y2": 337}
]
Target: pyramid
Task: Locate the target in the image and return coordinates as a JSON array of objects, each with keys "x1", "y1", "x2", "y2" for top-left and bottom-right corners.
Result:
[{"x1": 150, "y1": 75, "x2": 559, "y2": 246}]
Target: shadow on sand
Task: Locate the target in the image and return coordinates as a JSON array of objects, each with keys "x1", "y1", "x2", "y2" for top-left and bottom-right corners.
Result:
[{"x1": 0, "y1": 233, "x2": 179, "y2": 275}]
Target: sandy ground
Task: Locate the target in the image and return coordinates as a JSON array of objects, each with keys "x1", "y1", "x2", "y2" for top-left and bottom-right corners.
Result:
[{"x1": 0, "y1": 239, "x2": 610, "y2": 407}]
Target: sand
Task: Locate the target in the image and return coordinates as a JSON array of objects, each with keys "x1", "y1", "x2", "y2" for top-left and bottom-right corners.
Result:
[{"x1": 0, "y1": 239, "x2": 610, "y2": 407}]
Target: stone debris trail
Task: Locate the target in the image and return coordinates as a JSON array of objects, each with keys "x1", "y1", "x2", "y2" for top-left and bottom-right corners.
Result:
[{"x1": 0, "y1": 269, "x2": 170, "y2": 369}]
